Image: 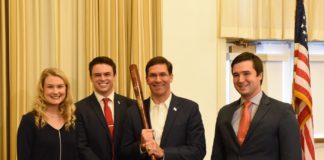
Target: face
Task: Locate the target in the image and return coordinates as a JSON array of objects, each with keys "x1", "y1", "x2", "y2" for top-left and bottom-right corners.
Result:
[
  {"x1": 43, "y1": 75, "x2": 67, "y2": 107},
  {"x1": 90, "y1": 64, "x2": 116, "y2": 97},
  {"x1": 146, "y1": 64, "x2": 173, "y2": 100},
  {"x1": 232, "y1": 60, "x2": 262, "y2": 100}
]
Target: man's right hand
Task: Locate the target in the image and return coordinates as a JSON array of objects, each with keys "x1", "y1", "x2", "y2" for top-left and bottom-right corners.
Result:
[
  {"x1": 141, "y1": 129, "x2": 164, "y2": 159},
  {"x1": 141, "y1": 129, "x2": 154, "y2": 151}
]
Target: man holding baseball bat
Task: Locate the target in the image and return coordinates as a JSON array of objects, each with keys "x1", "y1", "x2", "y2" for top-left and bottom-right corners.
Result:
[{"x1": 121, "y1": 56, "x2": 206, "y2": 160}]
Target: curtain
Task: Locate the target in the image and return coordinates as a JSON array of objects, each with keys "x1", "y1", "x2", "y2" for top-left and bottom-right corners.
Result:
[
  {"x1": 219, "y1": 0, "x2": 324, "y2": 40},
  {"x1": 216, "y1": 0, "x2": 228, "y2": 110},
  {"x1": 83, "y1": 0, "x2": 162, "y2": 98},
  {"x1": 0, "y1": 0, "x2": 8, "y2": 159},
  {"x1": 1, "y1": 0, "x2": 161, "y2": 159},
  {"x1": 306, "y1": 0, "x2": 324, "y2": 41}
]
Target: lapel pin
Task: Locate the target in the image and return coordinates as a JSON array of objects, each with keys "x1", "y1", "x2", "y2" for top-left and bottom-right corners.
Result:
[
  {"x1": 173, "y1": 107, "x2": 177, "y2": 111},
  {"x1": 118, "y1": 101, "x2": 120, "y2": 104}
]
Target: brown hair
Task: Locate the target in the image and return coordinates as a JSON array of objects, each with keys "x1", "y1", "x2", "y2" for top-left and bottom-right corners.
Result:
[
  {"x1": 145, "y1": 56, "x2": 173, "y2": 76},
  {"x1": 231, "y1": 52, "x2": 264, "y2": 84}
]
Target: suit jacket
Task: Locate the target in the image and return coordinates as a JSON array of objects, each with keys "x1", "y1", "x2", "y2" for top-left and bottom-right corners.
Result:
[
  {"x1": 121, "y1": 94, "x2": 206, "y2": 160},
  {"x1": 211, "y1": 93, "x2": 302, "y2": 160},
  {"x1": 75, "y1": 93, "x2": 135, "y2": 160}
]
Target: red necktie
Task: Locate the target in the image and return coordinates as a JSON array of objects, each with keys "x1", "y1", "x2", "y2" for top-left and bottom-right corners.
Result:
[
  {"x1": 237, "y1": 101, "x2": 252, "y2": 145},
  {"x1": 103, "y1": 98, "x2": 115, "y2": 159},
  {"x1": 103, "y1": 98, "x2": 114, "y2": 138}
]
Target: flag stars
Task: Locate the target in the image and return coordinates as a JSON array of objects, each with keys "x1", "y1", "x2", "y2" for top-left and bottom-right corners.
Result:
[
  {"x1": 301, "y1": 23, "x2": 307, "y2": 30},
  {"x1": 303, "y1": 30, "x2": 307, "y2": 35}
]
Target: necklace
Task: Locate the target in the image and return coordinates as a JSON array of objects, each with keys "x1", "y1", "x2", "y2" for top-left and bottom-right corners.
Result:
[{"x1": 45, "y1": 112, "x2": 63, "y2": 119}]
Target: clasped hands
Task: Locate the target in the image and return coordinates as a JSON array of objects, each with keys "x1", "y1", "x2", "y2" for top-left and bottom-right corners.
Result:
[{"x1": 141, "y1": 129, "x2": 164, "y2": 159}]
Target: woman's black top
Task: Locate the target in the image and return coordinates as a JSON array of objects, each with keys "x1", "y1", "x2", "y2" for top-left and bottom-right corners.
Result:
[{"x1": 17, "y1": 111, "x2": 78, "y2": 160}]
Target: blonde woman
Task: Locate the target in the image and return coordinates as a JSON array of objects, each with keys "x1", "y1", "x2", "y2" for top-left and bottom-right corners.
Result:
[{"x1": 17, "y1": 68, "x2": 78, "y2": 160}]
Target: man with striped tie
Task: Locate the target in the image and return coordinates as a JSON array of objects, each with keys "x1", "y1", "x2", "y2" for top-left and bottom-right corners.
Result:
[{"x1": 75, "y1": 56, "x2": 135, "y2": 160}]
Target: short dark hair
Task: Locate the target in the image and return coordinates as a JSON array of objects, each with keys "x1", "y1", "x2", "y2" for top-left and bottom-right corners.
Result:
[
  {"x1": 231, "y1": 52, "x2": 263, "y2": 83},
  {"x1": 145, "y1": 56, "x2": 173, "y2": 76},
  {"x1": 88, "y1": 56, "x2": 116, "y2": 76}
]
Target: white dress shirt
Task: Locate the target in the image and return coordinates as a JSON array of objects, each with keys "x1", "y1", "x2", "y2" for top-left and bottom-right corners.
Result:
[
  {"x1": 231, "y1": 91, "x2": 262, "y2": 135},
  {"x1": 94, "y1": 91, "x2": 115, "y2": 120},
  {"x1": 149, "y1": 94, "x2": 172, "y2": 145}
]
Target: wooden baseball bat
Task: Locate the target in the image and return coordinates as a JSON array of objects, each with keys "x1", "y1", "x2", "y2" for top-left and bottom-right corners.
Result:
[{"x1": 129, "y1": 64, "x2": 156, "y2": 160}]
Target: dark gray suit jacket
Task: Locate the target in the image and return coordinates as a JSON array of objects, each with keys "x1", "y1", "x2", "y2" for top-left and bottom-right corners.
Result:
[
  {"x1": 211, "y1": 93, "x2": 302, "y2": 160},
  {"x1": 120, "y1": 94, "x2": 206, "y2": 160},
  {"x1": 75, "y1": 93, "x2": 135, "y2": 160}
]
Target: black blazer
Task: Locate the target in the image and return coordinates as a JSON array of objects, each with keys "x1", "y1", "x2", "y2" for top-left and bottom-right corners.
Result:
[
  {"x1": 211, "y1": 93, "x2": 302, "y2": 160},
  {"x1": 121, "y1": 94, "x2": 206, "y2": 160},
  {"x1": 75, "y1": 93, "x2": 135, "y2": 160}
]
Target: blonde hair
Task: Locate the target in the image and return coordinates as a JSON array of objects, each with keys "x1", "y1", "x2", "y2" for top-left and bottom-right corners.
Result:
[{"x1": 33, "y1": 68, "x2": 76, "y2": 130}]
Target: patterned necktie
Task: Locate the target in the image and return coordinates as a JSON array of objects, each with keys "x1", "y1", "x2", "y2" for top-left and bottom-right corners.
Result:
[
  {"x1": 237, "y1": 101, "x2": 252, "y2": 145},
  {"x1": 103, "y1": 98, "x2": 115, "y2": 159},
  {"x1": 103, "y1": 98, "x2": 114, "y2": 139}
]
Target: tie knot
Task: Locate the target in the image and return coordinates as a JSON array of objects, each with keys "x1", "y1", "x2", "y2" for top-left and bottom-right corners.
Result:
[
  {"x1": 103, "y1": 98, "x2": 110, "y2": 104},
  {"x1": 243, "y1": 101, "x2": 252, "y2": 108}
]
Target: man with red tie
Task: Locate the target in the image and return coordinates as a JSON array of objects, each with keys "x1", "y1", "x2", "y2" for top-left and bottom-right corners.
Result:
[
  {"x1": 211, "y1": 52, "x2": 302, "y2": 160},
  {"x1": 75, "y1": 56, "x2": 135, "y2": 160}
]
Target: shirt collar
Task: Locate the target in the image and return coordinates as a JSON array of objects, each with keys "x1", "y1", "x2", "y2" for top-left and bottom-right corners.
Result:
[
  {"x1": 150, "y1": 93, "x2": 172, "y2": 109},
  {"x1": 94, "y1": 91, "x2": 114, "y2": 103},
  {"x1": 240, "y1": 91, "x2": 263, "y2": 106}
]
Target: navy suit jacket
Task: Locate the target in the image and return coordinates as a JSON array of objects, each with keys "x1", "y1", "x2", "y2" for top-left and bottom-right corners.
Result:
[
  {"x1": 75, "y1": 93, "x2": 135, "y2": 160},
  {"x1": 211, "y1": 93, "x2": 302, "y2": 160},
  {"x1": 121, "y1": 94, "x2": 206, "y2": 160}
]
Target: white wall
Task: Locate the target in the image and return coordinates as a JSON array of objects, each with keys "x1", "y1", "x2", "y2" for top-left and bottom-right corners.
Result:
[
  {"x1": 312, "y1": 63, "x2": 324, "y2": 160},
  {"x1": 162, "y1": 0, "x2": 217, "y2": 159},
  {"x1": 316, "y1": 144, "x2": 324, "y2": 159}
]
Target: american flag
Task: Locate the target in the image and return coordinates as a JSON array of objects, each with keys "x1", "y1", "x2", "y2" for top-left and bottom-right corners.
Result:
[{"x1": 293, "y1": 0, "x2": 315, "y2": 160}]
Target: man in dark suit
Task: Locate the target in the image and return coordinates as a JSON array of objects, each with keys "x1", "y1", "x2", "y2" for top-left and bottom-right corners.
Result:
[
  {"x1": 76, "y1": 56, "x2": 134, "y2": 160},
  {"x1": 121, "y1": 56, "x2": 206, "y2": 160},
  {"x1": 211, "y1": 52, "x2": 302, "y2": 160}
]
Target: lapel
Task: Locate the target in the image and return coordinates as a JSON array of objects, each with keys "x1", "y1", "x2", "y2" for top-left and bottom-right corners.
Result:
[
  {"x1": 144, "y1": 99, "x2": 152, "y2": 128},
  {"x1": 113, "y1": 93, "x2": 122, "y2": 140},
  {"x1": 226, "y1": 99, "x2": 242, "y2": 146},
  {"x1": 243, "y1": 93, "x2": 271, "y2": 145},
  {"x1": 160, "y1": 94, "x2": 182, "y2": 146},
  {"x1": 89, "y1": 93, "x2": 110, "y2": 134}
]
